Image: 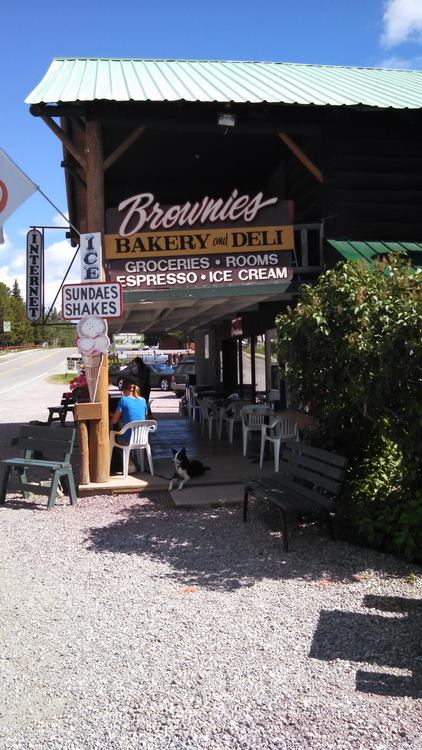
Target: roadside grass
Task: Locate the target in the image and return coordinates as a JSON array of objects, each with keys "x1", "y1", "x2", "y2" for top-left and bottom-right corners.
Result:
[{"x1": 48, "y1": 374, "x2": 74, "y2": 385}]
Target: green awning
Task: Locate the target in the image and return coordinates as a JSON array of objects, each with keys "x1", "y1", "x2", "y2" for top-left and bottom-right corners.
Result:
[
  {"x1": 326, "y1": 239, "x2": 422, "y2": 269},
  {"x1": 26, "y1": 58, "x2": 422, "y2": 109}
]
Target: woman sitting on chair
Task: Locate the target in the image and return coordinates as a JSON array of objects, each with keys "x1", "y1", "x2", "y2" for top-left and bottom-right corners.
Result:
[{"x1": 111, "y1": 380, "x2": 148, "y2": 445}]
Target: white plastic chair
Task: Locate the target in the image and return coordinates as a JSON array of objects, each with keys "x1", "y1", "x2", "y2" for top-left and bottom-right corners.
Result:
[
  {"x1": 241, "y1": 405, "x2": 273, "y2": 456},
  {"x1": 110, "y1": 420, "x2": 157, "y2": 478},
  {"x1": 199, "y1": 398, "x2": 217, "y2": 439},
  {"x1": 186, "y1": 387, "x2": 199, "y2": 422},
  {"x1": 218, "y1": 400, "x2": 251, "y2": 442},
  {"x1": 259, "y1": 414, "x2": 299, "y2": 471}
]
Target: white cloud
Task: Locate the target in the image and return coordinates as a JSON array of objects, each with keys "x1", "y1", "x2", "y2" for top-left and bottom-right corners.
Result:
[
  {"x1": 0, "y1": 265, "x2": 25, "y2": 293},
  {"x1": 0, "y1": 230, "x2": 12, "y2": 252},
  {"x1": 10, "y1": 253, "x2": 25, "y2": 270},
  {"x1": 51, "y1": 212, "x2": 69, "y2": 227},
  {"x1": 378, "y1": 53, "x2": 422, "y2": 67},
  {"x1": 381, "y1": 0, "x2": 422, "y2": 47},
  {"x1": 0, "y1": 236, "x2": 80, "y2": 308}
]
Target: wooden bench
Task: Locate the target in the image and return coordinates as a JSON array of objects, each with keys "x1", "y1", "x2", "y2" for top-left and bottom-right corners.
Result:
[
  {"x1": 0, "y1": 425, "x2": 77, "y2": 510},
  {"x1": 243, "y1": 440, "x2": 347, "y2": 551},
  {"x1": 46, "y1": 393, "x2": 76, "y2": 427}
]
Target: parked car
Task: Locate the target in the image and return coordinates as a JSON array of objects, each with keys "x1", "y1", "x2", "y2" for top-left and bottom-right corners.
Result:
[
  {"x1": 109, "y1": 361, "x2": 175, "y2": 392},
  {"x1": 170, "y1": 357, "x2": 196, "y2": 398}
]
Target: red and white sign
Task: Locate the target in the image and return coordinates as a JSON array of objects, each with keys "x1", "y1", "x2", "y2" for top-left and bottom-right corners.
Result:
[
  {"x1": 0, "y1": 147, "x2": 38, "y2": 226},
  {"x1": 231, "y1": 317, "x2": 243, "y2": 337},
  {"x1": 62, "y1": 282, "x2": 123, "y2": 320}
]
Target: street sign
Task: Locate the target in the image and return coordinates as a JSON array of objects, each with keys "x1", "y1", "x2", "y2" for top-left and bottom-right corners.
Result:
[
  {"x1": 3, "y1": 320, "x2": 11, "y2": 332},
  {"x1": 61, "y1": 282, "x2": 123, "y2": 320},
  {"x1": 26, "y1": 229, "x2": 43, "y2": 322}
]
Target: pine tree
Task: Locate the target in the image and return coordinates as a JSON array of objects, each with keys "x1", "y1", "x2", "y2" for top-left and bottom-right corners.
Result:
[
  {"x1": 12, "y1": 279, "x2": 23, "y2": 302},
  {"x1": 0, "y1": 281, "x2": 33, "y2": 346},
  {"x1": 0, "y1": 282, "x2": 12, "y2": 346}
]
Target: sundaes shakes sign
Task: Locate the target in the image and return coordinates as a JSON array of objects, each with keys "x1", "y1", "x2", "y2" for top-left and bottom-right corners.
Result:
[{"x1": 117, "y1": 189, "x2": 278, "y2": 236}]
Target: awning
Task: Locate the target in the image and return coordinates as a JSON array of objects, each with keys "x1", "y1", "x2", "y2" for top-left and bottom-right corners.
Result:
[
  {"x1": 26, "y1": 58, "x2": 422, "y2": 110},
  {"x1": 326, "y1": 239, "x2": 422, "y2": 269}
]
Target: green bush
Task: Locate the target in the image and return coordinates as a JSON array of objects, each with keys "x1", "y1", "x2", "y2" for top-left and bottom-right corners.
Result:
[
  {"x1": 347, "y1": 432, "x2": 420, "y2": 561},
  {"x1": 276, "y1": 256, "x2": 422, "y2": 561}
]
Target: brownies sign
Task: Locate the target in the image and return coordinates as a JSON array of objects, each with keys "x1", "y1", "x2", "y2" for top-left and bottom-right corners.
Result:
[{"x1": 105, "y1": 189, "x2": 294, "y2": 290}]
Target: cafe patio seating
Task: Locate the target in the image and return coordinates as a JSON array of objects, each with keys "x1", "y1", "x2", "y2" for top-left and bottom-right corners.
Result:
[
  {"x1": 259, "y1": 414, "x2": 299, "y2": 471},
  {"x1": 199, "y1": 398, "x2": 218, "y2": 439},
  {"x1": 186, "y1": 387, "x2": 197, "y2": 421},
  {"x1": 109, "y1": 420, "x2": 157, "y2": 478},
  {"x1": 241, "y1": 405, "x2": 274, "y2": 457},
  {"x1": 218, "y1": 399, "x2": 251, "y2": 442}
]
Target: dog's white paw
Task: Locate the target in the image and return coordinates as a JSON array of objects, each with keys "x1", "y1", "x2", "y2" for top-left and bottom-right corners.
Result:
[
  {"x1": 178, "y1": 483, "x2": 185, "y2": 490},
  {"x1": 168, "y1": 481, "x2": 175, "y2": 491}
]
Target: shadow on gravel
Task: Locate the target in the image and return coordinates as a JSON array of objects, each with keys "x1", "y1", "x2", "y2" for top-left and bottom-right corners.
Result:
[
  {"x1": 85, "y1": 498, "x2": 419, "y2": 592},
  {"x1": 310, "y1": 594, "x2": 422, "y2": 698},
  {"x1": 0, "y1": 499, "x2": 45, "y2": 512}
]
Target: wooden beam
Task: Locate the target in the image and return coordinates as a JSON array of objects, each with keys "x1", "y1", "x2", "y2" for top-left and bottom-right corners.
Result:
[
  {"x1": 278, "y1": 131, "x2": 323, "y2": 183},
  {"x1": 41, "y1": 115, "x2": 87, "y2": 170},
  {"x1": 85, "y1": 120, "x2": 109, "y2": 483},
  {"x1": 61, "y1": 160, "x2": 87, "y2": 189},
  {"x1": 86, "y1": 121, "x2": 105, "y2": 233},
  {"x1": 104, "y1": 127, "x2": 145, "y2": 171}
]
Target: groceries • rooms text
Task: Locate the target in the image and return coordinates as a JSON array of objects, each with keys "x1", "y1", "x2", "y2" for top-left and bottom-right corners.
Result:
[{"x1": 109, "y1": 252, "x2": 293, "y2": 290}]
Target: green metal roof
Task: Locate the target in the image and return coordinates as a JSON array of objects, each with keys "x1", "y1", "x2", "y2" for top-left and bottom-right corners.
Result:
[
  {"x1": 25, "y1": 58, "x2": 422, "y2": 109},
  {"x1": 326, "y1": 239, "x2": 422, "y2": 268}
]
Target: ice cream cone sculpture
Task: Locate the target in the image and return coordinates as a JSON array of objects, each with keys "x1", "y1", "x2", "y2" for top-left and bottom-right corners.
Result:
[{"x1": 76, "y1": 316, "x2": 110, "y2": 402}]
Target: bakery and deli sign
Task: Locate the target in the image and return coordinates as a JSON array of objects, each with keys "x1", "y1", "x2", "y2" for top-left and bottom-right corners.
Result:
[{"x1": 105, "y1": 190, "x2": 294, "y2": 290}]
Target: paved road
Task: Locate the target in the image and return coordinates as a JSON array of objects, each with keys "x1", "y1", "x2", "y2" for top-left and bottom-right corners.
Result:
[
  {"x1": 0, "y1": 347, "x2": 78, "y2": 426},
  {"x1": 0, "y1": 347, "x2": 179, "y2": 429}
]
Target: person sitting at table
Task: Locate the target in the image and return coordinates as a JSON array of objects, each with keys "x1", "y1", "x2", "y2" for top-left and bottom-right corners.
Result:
[
  {"x1": 110, "y1": 380, "x2": 148, "y2": 473},
  {"x1": 111, "y1": 379, "x2": 148, "y2": 442}
]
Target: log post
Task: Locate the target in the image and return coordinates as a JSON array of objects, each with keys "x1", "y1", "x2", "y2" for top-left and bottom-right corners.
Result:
[
  {"x1": 85, "y1": 119, "x2": 110, "y2": 483},
  {"x1": 74, "y1": 403, "x2": 103, "y2": 485},
  {"x1": 76, "y1": 419, "x2": 90, "y2": 485}
]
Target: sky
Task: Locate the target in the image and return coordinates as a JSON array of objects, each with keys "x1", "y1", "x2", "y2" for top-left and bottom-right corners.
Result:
[{"x1": 1, "y1": 0, "x2": 422, "y2": 307}]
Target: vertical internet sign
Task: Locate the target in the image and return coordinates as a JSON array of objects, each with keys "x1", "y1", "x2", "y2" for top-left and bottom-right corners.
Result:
[{"x1": 26, "y1": 229, "x2": 43, "y2": 322}]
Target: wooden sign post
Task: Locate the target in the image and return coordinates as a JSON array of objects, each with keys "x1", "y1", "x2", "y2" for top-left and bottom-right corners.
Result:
[
  {"x1": 74, "y1": 402, "x2": 102, "y2": 484},
  {"x1": 85, "y1": 120, "x2": 110, "y2": 483}
]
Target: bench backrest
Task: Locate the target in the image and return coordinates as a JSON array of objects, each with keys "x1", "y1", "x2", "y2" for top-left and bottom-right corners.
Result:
[
  {"x1": 15, "y1": 425, "x2": 76, "y2": 464},
  {"x1": 278, "y1": 440, "x2": 347, "y2": 510}
]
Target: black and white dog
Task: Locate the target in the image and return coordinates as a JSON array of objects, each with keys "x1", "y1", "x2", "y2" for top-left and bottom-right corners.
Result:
[{"x1": 168, "y1": 448, "x2": 210, "y2": 491}]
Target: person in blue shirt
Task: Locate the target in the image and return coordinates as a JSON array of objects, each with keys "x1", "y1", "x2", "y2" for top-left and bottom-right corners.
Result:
[{"x1": 111, "y1": 380, "x2": 148, "y2": 445}]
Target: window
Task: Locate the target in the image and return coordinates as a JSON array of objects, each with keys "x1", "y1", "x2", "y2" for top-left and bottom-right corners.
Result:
[
  {"x1": 265, "y1": 329, "x2": 280, "y2": 399},
  {"x1": 241, "y1": 338, "x2": 252, "y2": 386},
  {"x1": 255, "y1": 335, "x2": 266, "y2": 392}
]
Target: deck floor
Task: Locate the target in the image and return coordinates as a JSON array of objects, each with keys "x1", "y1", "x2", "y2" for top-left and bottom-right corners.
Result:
[{"x1": 80, "y1": 392, "x2": 277, "y2": 503}]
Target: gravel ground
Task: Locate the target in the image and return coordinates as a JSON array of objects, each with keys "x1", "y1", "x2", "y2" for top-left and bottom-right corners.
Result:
[
  {"x1": 0, "y1": 491, "x2": 421, "y2": 750},
  {"x1": 0, "y1": 365, "x2": 421, "y2": 748}
]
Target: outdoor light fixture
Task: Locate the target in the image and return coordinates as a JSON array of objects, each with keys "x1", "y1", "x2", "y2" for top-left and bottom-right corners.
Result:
[{"x1": 218, "y1": 113, "x2": 236, "y2": 128}]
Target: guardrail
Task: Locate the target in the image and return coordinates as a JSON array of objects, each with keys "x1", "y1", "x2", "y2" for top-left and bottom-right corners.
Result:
[{"x1": 0, "y1": 345, "x2": 45, "y2": 353}]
